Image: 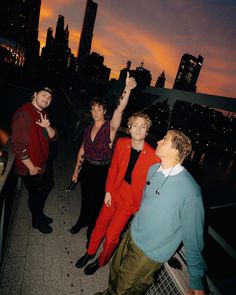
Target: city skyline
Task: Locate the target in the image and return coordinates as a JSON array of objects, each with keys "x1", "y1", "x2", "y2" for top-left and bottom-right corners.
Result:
[{"x1": 38, "y1": 0, "x2": 236, "y2": 98}]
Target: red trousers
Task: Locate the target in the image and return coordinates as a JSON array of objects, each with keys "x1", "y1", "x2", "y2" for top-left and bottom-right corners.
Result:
[{"x1": 87, "y1": 180, "x2": 136, "y2": 267}]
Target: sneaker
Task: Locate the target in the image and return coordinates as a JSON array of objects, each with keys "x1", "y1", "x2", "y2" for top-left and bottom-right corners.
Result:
[{"x1": 33, "y1": 222, "x2": 53, "y2": 234}]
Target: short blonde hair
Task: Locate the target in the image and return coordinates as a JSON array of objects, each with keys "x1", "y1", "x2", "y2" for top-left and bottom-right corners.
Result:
[
  {"x1": 127, "y1": 113, "x2": 152, "y2": 131},
  {"x1": 168, "y1": 129, "x2": 192, "y2": 163}
]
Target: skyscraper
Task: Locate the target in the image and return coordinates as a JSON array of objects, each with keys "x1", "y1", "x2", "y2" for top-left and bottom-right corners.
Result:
[
  {"x1": 133, "y1": 62, "x2": 152, "y2": 89},
  {"x1": 173, "y1": 53, "x2": 203, "y2": 92},
  {"x1": 22, "y1": 0, "x2": 41, "y2": 65},
  {"x1": 41, "y1": 15, "x2": 73, "y2": 75},
  {"x1": 119, "y1": 60, "x2": 132, "y2": 82},
  {"x1": 0, "y1": 0, "x2": 41, "y2": 66},
  {"x1": 155, "y1": 71, "x2": 166, "y2": 88},
  {"x1": 0, "y1": 1, "x2": 20, "y2": 40},
  {"x1": 76, "y1": 0, "x2": 98, "y2": 73}
]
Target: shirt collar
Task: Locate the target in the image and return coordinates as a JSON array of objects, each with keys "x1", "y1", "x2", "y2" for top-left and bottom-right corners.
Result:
[{"x1": 157, "y1": 163, "x2": 184, "y2": 177}]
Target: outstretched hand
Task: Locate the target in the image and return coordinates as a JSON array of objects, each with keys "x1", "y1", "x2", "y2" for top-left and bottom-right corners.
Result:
[
  {"x1": 125, "y1": 72, "x2": 137, "y2": 90},
  {"x1": 36, "y1": 113, "x2": 51, "y2": 128}
]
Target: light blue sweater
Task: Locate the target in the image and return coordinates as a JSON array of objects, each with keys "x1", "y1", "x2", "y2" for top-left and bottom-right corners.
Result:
[{"x1": 131, "y1": 163, "x2": 207, "y2": 290}]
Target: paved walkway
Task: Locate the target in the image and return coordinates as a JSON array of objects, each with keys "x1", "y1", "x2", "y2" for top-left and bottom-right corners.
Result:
[{"x1": 0, "y1": 140, "x2": 110, "y2": 295}]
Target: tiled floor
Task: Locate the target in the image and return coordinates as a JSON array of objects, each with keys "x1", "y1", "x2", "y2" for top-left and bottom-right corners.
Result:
[{"x1": 0, "y1": 140, "x2": 110, "y2": 295}]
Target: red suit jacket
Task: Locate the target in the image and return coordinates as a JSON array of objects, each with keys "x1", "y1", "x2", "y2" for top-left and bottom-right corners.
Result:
[{"x1": 106, "y1": 137, "x2": 160, "y2": 212}]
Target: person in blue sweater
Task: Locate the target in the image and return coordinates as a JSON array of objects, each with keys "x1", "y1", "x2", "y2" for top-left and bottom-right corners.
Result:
[{"x1": 95, "y1": 129, "x2": 207, "y2": 295}]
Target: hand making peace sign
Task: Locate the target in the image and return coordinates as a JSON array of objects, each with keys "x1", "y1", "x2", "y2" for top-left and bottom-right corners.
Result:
[{"x1": 36, "y1": 113, "x2": 51, "y2": 129}]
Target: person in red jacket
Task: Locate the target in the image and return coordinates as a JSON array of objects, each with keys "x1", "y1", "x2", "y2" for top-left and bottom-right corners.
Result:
[
  {"x1": 75, "y1": 113, "x2": 160, "y2": 275},
  {"x1": 11, "y1": 86, "x2": 57, "y2": 234}
]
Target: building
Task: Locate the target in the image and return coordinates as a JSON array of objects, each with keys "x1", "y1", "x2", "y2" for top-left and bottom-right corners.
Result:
[
  {"x1": 21, "y1": 0, "x2": 41, "y2": 66},
  {"x1": 0, "y1": 0, "x2": 41, "y2": 66},
  {"x1": 119, "y1": 60, "x2": 132, "y2": 82},
  {"x1": 173, "y1": 53, "x2": 203, "y2": 92},
  {"x1": 84, "y1": 52, "x2": 111, "y2": 81},
  {"x1": 133, "y1": 62, "x2": 152, "y2": 89},
  {"x1": 41, "y1": 15, "x2": 74, "y2": 75},
  {"x1": 155, "y1": 71, "x2": 166, "y2": 88},
  {"x1": 119, "y1": 60, "x2": 151, "y2": 89},
  {"x1": 76, "y1": 0, "x2": 98, "y2": 73},
  {"x1": 0, "y1": 36, "x2": 25, "y2": 67}
]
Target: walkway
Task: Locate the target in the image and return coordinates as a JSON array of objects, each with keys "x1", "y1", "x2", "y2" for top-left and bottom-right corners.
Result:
[{"x1": 0, "y1": 140, "x2": 110, "y2": 295}]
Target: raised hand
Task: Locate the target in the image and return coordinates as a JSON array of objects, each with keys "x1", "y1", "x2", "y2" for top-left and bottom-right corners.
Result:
[
  {"x1": 125, "y1": 72, "x2": 137, "y2": 90},
  {"x1": 36, "y1": 113, "x2": 51, "y2": 129}
]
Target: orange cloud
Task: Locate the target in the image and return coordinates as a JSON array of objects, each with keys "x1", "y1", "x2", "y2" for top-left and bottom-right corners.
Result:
[
  {"x1": 90, "y1": 16, "x2": 180, "y2": 85},
  {"x1": 39, "y1": 5, "x2": 54, "y2": 22},
  {"x1": 38, "y1": 0, "x2": 236, "y2": 98},
  {"x1": 92, "y1": 39, "x2": 115, "y2": 59},
  {"x1": 199, "y1": 68, "x2": 235, "y2": 98},
  {"x1": 68, "y1": 29, "x2": 81, "y2": 55},
  {"x1": 56, "y1": 0, "x2": 76, "y2": 5}
]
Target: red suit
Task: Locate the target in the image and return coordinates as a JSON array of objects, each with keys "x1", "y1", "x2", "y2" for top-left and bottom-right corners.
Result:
[{"x1": 87, "y1": 137, "x2": 160, "y2": 266}]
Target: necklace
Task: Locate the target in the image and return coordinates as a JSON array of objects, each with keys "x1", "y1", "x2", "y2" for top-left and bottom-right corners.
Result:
[
  {"x1": 146, "y1": 166, "x2": 175, "y2": 196},
  {"x1": 155, "y1": 166, "x2": 174, "y2": 195},
  {"x1": 146, "y1": 167, "x2": 159, "y2": 185}
]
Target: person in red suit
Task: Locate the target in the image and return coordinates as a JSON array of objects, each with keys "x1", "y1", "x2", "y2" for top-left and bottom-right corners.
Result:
[{"x1": 75, "y1": 113, "x2": 161, "y2": 275}]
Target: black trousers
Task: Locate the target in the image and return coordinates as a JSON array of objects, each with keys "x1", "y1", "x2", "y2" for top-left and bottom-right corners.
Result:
[
  {"x1": 22, "y1": 165, "x2": 54, "y2": 226},
  {"x1": 75, "y1": 160, "x2": 109, "y2": 240}
]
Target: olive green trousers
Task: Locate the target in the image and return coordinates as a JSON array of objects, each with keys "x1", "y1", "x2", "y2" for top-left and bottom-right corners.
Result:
[{"x1": 95, "y1": 230, "x2": 163, "y2": 295}]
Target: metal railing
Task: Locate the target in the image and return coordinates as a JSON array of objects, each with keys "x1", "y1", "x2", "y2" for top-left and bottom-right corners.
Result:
[
  {"x1": 145, "y1": 249, "x2": 222, "y2": 295},
  {"x1": 0, "y1": 144, "x2": 21, "y2": 267}
]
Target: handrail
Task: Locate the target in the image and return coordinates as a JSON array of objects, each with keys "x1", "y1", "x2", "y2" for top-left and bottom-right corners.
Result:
[
  {"x1": 0, "y1": 143, "x2": 15, "y2": 194},
  {"x1": 208, "y1": 226, "x2": 236, "y2": 260},
  {"x1": 0, "y1": 143, "x2": 19, "y2": 267}
]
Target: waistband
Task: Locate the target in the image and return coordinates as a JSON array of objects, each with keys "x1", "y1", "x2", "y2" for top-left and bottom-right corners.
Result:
[{"x1": 86, "y1": 159, "x2": 110, "y2": 166}]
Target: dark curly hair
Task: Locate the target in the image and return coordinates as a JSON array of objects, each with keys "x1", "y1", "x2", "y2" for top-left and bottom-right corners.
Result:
[{"x1": 89, "y1": 97, "x2": 107, "y2": 111}]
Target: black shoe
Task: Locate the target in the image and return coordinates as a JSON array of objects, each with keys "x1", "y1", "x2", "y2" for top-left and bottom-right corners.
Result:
[
  {"x1": 75, "y1": 253, "x2": 95, "y2": 268},
  {"x1": 42, "y1": 214, "x2": 53, "y2": 224},
  {"x1": 70, "y1": 224, "x2": 83, "y2": 234},
  {"x1": 33, "y1": 222, "x2": 53, "y2": 234},
  {"x1": 84, "y1": 259, "x2": 99, "y2": 275}
]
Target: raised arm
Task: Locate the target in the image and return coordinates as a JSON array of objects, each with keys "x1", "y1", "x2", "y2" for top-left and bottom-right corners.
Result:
[
  {"x1": 72, "y1": 142, "x2": 85, "y2": 182},
  {"x1": 110, "y1": 72, "x2": 136, "y2": 140}
]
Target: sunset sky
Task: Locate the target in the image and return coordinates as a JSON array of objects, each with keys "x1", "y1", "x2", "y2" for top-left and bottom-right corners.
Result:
[{"x1": 38, "y1": 0, "x2": 236, "y2": 98}]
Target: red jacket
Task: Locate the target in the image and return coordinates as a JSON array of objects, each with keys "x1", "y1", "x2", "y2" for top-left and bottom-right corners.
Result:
[
  {"x1": 11, "y1": 103, "x2": 56, "y2": 175},
  {"x1": 106, "y1": 137, "x2": 160, "y2": 212}
]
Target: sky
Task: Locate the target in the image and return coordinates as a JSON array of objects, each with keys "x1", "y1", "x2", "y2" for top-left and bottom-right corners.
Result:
[{"x1": 38, "y1": 0, "x2": 236, "y2": 98}]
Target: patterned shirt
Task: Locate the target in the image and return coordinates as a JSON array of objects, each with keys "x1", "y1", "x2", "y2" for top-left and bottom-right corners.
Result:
[{"x1": 83, "y1": 120, "x2": 112, "y2": 161}]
